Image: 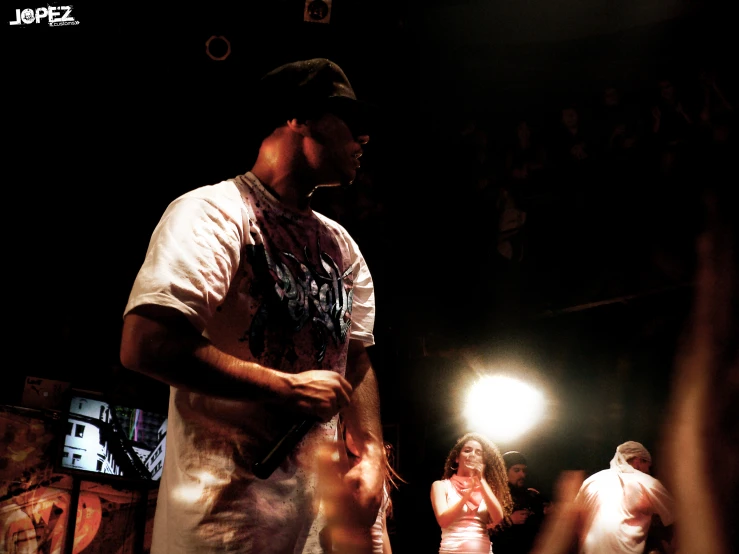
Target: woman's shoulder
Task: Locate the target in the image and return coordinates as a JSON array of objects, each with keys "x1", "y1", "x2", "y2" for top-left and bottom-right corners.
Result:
[{"x1": 431, "y1": 479, "x2": 450, "y2": 490}]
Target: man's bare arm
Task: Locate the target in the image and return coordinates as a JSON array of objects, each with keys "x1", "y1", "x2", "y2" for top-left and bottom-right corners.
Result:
[
  {"x1": 339, "y1": 340, "x2": 385, "y2": 525},
  {"x1": 120, "y1": 305, "x2": 352, "y2": 421}
]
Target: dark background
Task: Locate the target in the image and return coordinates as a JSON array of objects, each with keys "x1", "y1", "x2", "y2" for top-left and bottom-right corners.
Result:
[{"x1": 6, "y1": 1, "x2": 737, "y2": 551}]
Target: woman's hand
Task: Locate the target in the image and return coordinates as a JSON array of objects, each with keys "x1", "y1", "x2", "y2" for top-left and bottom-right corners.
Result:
[
  {"x1": 459, "y1": 481, "x2": 478, "y2": 499},
  {"x1": 472, "y1": 462, "x2": 486, "y2": 484}
]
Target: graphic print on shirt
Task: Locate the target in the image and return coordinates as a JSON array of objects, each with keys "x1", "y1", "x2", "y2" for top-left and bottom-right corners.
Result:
[{"x1": 242, "y1": 235, "x2": 353, "y2": 366}]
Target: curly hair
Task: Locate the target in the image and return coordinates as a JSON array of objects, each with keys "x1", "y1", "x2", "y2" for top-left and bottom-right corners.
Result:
[{"x1": 441, "y1": 432, "x2": 513, "y2": 516}]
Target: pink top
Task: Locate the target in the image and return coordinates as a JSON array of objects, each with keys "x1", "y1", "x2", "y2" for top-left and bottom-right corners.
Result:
[{"x1": 439, "y1": 479, "x2": 492, "y2": 554}]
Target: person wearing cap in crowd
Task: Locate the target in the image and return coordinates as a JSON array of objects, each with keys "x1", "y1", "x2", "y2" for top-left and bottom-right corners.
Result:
[
  {"x1": 489, "y1": 451, "x2": 548, "y2": 554},
  {"x1": 119, "y1": 58, "x2": 385, "y2": 553},
  {"x1": 575, "y1": 441, "x2": 675, "y2": 554}
]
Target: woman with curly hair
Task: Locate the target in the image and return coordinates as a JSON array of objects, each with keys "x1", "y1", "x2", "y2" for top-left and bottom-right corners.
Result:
[{"x1": 431, "y1": 432, "x2": 513, "y2": 553}]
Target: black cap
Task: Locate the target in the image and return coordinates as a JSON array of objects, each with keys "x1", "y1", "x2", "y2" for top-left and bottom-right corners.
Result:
[
  {"x1": 254, "y1": 58, "x2": 375, "y2": 137},
  {"x1": 502, "y1": 451, "x2": 527, "y2": 470}
]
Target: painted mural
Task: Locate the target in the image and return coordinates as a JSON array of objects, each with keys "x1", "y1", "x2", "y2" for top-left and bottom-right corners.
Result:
[{"x1": 0, "y1": 406, "x2": 157, "y2": 554}]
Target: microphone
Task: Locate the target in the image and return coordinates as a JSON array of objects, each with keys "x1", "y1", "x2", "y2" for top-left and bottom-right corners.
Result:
[{"x1": 253, "y1": 418, "x2": 317, "y2": 479}]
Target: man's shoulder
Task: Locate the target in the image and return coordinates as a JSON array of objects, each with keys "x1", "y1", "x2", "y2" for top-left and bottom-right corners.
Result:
[
  {"x1": 632, "y1": 469, "x2": 665, "y2": 489},
  {"x1": 180, "y1": 178, "x2": 241, "y2": 202},
  {"x1": 581, "y1": 469, "x2": 613, "y2": 487},
  {"x1": 313, "y1": 210, "x2": 349, "y2": 233},
  {"x1": 167, "y1": 179, "x2": 244, "y2": 222},
  {"x1": 583, "y1": 469, "x2": 603, "y2": 481}
]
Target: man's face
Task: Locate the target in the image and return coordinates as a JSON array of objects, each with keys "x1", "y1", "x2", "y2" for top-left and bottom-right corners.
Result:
[
  {"x1": 305, "y1": 112, "x2": 369, "y2": 187},
  {"x1": 629, "y1": 456, "x2": 652, "y2": 474},
  {"x1": 508, "y1": 463, "x2": 527, "y2": 487}
]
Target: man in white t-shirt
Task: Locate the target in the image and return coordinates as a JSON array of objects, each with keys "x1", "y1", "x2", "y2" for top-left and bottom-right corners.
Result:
[
  {"x1": 575, "y1": 441, "x2": 675, "y2": 554},
  {"x1": 119, "y1": 58, "x2": 385, "y2": 553}
]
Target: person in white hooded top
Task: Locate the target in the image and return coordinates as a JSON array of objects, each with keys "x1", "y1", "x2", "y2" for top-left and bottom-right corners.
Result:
[{"x1": 575, "y1": 441, "x2": 674, "y2": 554}]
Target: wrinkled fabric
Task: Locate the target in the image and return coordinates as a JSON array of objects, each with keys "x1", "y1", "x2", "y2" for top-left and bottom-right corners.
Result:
[
  {"x1": 576, "y1": 466, "x2": 674, "y2": 554},
  {"x1": 370, "y1": 485, "x2": 390, "y2": 554}
]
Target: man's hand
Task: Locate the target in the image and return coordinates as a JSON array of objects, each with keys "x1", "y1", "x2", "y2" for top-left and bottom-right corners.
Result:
[
  {"x1": 529, "y1": 471, "x2": 584, "y2": 554},
  {"x1": 121, "y1": 308, "x2": 351, "y2": 424},
  {"x1": 286, "y1": 370, "x2": 353, "y2": 421},
  {"x1": 343, "y1": 453, "x2": 384, "y2": 525},
  {"x1": 316, "y1": 444, "x2": 378, "y2": 554}
]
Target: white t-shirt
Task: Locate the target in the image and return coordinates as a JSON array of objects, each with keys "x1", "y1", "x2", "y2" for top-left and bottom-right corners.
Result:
[
  {"x1": 124, "y1": 173, "x2": 375, "y2": 553},
  {"x1": 576, "y1": 468, "x2": 674, "y2": 554},
  {"x1": 371, "y1": 485, "x2": 391, "y2": 554}
]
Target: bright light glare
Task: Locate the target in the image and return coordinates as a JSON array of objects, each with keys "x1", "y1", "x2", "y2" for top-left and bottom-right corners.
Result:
[
  {"x1": 464, "y1": 375, "x2": 544, "y2": 442},
  {"x1": 172, "y1": 470, "x2": 223, "y2": 504}
]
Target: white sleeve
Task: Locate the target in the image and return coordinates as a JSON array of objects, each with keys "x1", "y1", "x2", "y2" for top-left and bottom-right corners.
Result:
[
  {"x1": 345, "y1": 232, "x2": 375, "y2": 346},
  {"x1": 123, "y1": 186, "x2": 245, "y2": 333},
  {"x1": 647, "y1": 478, "x2": 675, "y2": 526}
]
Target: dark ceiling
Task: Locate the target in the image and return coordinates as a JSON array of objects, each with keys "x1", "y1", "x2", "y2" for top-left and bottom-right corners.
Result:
[{"x1": 6, "y1": 0, "x2": 734, "y2": 384}]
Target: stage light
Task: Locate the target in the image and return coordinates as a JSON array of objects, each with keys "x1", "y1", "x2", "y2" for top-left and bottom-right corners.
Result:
[{"x1": 463, "y1": 374, "x2": 544, "y2": 443}]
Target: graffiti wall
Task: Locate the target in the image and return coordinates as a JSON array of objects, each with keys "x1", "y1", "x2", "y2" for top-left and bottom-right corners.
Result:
[{"x1": 0, "y1": 405, "x2": 157, "y2": 554}]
